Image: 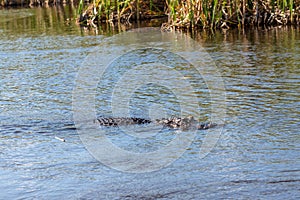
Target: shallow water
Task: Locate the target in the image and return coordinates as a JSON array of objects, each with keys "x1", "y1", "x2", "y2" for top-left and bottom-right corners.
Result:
[{"x1": 0, "y1": 6, "x2": 299, "y2": 199}]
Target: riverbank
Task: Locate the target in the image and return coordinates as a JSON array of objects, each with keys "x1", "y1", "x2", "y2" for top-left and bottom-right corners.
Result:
[
  {"x1": 2, "y1": 0, "x2": 300, "y2": 30},
  {"x1": 78, "y1": 0, "x2": 300, "y2": 30}
]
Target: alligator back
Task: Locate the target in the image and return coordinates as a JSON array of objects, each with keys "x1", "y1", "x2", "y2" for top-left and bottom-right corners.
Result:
[
  {"x1": 97, "y1": 117, "x2": 151, "y2": 126},
  {"x1": 96, "y1": 116, "x2": 218, "y2": 130}
]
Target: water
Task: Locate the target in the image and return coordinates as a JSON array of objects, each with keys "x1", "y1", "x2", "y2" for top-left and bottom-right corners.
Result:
[{"x1": 0, "y1": 6, "x2": 299, "y2": 199}]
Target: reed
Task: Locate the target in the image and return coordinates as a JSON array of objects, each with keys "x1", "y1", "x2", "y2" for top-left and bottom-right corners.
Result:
[
  {"x1": 76, "y1": 0, "x2": 300, "y2": 29},
  {"x1": 78, "y1": 0, "x2": 84, "y2": 15},
  {"x1": 1, "y1": 0, "x2": 299, "y2": 29},
  {"x1": 165, "y1": 0, "x2": 300, "y2": 29}
]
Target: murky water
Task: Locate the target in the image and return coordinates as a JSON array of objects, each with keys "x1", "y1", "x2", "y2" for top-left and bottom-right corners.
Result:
[{"x1": 0, "y1": 6, "x2": 299, "y2": 199}]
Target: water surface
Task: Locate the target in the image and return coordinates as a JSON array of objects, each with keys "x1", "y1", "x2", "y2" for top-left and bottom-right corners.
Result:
[{"x1": 0, "y1": 6, "x2": 299, "y2": 199}]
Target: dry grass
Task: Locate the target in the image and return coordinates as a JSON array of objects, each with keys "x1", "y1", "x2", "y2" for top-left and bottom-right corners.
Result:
[{"x1": 77, "y1": 0, "x2": 300, "y2": 29}]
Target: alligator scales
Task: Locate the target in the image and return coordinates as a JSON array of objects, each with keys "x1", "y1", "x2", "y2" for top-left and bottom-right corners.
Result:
[{"x1": 97, "y1": 116, "x2": 217, "y2": 130}]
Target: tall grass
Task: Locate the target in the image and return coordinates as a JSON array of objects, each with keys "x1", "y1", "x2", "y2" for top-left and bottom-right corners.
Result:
[
  {"x1": 78, "y1": 0, "x2": 137, "y2": 22},
  {"x1": 166, "y1": 0, "x2": 224, "y2": 29},
  {"x1": 165, "y1": 0, "x2": 299, "y2": 29},
  {"x1": 78, "y1": 0, "x2": 84, "y2": 15},
  {"x1": 77, "y1": 0, "x2": 299, "y2": 29}
]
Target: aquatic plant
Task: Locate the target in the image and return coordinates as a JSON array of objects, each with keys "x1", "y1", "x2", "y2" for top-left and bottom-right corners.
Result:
[
  {"x1": 76, "y1": 0, "x2": 300, "y2": 29},
  {"x1": 77, "y1": 0, "x2": 165, "y2": 25},
  {"x1": 165, "y1": 0, "x2": 299, "y2": 29}
]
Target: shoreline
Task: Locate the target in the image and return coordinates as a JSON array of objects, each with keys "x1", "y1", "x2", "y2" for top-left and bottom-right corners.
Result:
[{"x1": 1, "y1": 1, "x2": 300, "y2": 31}]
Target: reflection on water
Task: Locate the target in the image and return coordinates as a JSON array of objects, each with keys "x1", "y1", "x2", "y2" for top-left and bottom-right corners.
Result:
[
  {"x1": 0, "y1": 5, "x2": 164, "y2": 37},
  {"x1": 0, "y1": 6, "x2": 79, "y2": 35},
  {"x1": 0, "y1": 6, "x2": 299, "y2": 199}
]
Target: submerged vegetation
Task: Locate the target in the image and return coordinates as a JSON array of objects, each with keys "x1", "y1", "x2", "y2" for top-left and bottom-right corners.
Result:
[{"x1": 77, "y1": 0, "x2": 300, "y2": 29}]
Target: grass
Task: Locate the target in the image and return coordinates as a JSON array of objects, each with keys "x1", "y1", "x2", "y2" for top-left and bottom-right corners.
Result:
[{"x1": 77, "y1": 0, "x2": 299, "y2": 29}]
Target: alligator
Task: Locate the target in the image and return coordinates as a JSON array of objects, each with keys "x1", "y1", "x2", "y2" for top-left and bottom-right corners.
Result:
[{"x1": 97, "y1": 116, "x2": 218, "y2": 130}]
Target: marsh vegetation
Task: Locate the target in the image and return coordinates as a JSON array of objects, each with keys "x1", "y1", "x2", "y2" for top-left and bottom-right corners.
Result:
[
  {"x1": 77, "y1": 0, "x2": 300, "y2": 29},
  {"x1": 1, "y1": 0, "x2": 300, "y2": 30}
]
